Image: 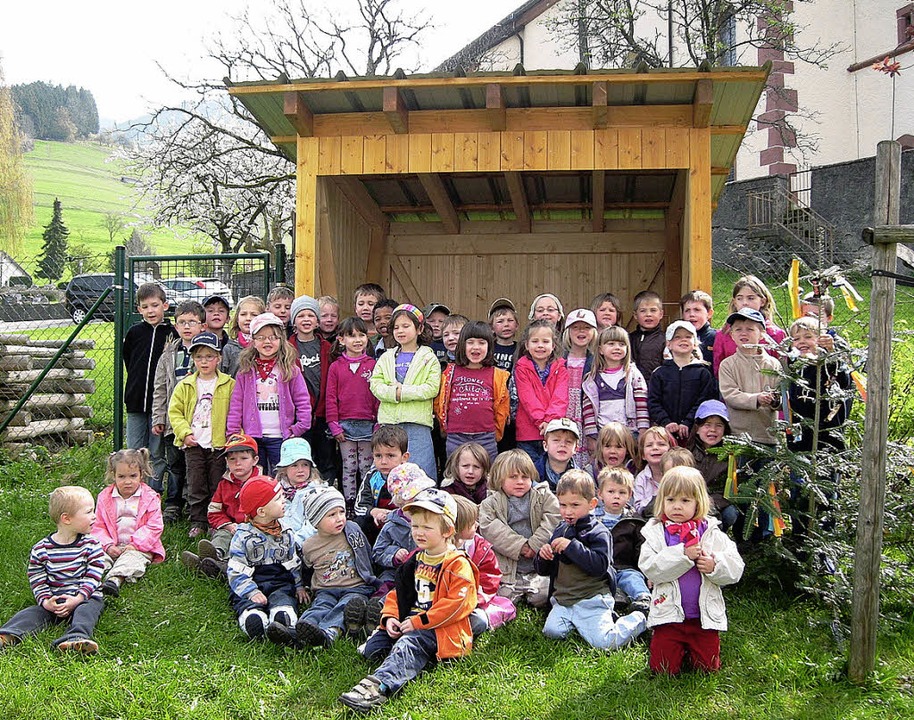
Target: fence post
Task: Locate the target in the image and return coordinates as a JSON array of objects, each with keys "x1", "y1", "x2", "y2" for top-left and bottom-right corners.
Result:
[
  {"x1": 112, "y1": 245, "x2": 126, "y2": 451},
  {"x1": 274, "y1": 243, "x2": 286, "y2": 286},
  {"x1": 848, "y1": 141, "x2": 901, "y2": 683}
]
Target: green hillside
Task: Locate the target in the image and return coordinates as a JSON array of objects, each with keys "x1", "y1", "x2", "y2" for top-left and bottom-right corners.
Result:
[{"x1": 17, "y1": 140, "x2": 195, "y2": 279}]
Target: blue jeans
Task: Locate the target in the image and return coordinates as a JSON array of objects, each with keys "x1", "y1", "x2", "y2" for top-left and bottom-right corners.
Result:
[
  {"x1": 300, "y1": 586, "x2": 373, "y2": 633},
  {"x1": 401, "y1": 423, "x2": 436, "y2": 481},
  {"x1": 517, "y1": 440, "x2": 545, "y2": 466},
  {"x1": 446, "y1": 432, "x2": 498, "y2": 463},
  {"x1": 256, "y1": 437, "x2": 283, "y2": 476},
  {"x1": 616, "y1": 569, "x2": 650, "y2": 601},
  {"x1": 543, "y1": 593, "x2": 646, "y2": 649},
  {"x1": 0, "y1": 596, "x2": 104, "y2": 647},
  {"x1": 163, "y1": 435, "x2": 186, "y2": 509},
  {"x1": 126, "y1": 412, "x2": 165, "y2": 492},
  {"x1": 363, "y1": 627, "x2": 440, "y2": 694}
]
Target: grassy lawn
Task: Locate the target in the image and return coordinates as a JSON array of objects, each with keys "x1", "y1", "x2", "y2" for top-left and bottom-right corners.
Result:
[{"x1": 0, "y1": 440, "x2": 912, "y2": 719}]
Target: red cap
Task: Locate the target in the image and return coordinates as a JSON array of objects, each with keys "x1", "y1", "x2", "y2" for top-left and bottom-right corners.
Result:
[
  {"x1": 223, "y1": 433, "x2": 258, "y2": 455},
  {"x1": 238, "y1": 477, "x2": 282, "y2": 517}
]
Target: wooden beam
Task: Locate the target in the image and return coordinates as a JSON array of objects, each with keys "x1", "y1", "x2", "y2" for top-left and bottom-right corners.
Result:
[
  {"x1": 711, "y1": 166, "x2": 732, "y2": 175},
  {"x1": 315, "y1": 179, "x2": 338, "y2": 297},
  {"x1": 330, "y1": 177, "x2": 389, "y2": 230},
  {"x1": 504, "y1": 172, "x2": 531, "y2": 232},
  {"x1": 592, "y1": 81, "x2": 608, "y2": 129},
  {"x1": 417, "y1": 174, "x2": 460, "y2": 234},
  {"x1": 365, "y1": 225, "x2": 387, "y2": 284},
  {"x1": 684, "y1": 128, "x2": 712, "y2": 292},
  {"x1": 377, "y1": 201, "x2": 668, "y2": 213},
  {"x1": 692, "y1": 79, "x2": 713, "y2": 128},
  {"x1": 382, "y1": 87, "x2": 409, "y2": 134},
  {"x1": 710, "y1": 125, "x2": 748, "y2": 135},
  {"x1": 666, "y1": 169, "x2": 686, "y2": 299},
  {"x1": 486, "y1": 84, "x2": 506, "y2": 131},
  {"x1": 283, "y1": 92, "x2": 314, "y2": 136},
  {"x1": 592, "y1": 170, "x2": 605, "y2": 233},
  {"x1": 295, "y1": 138, "x2": 319, "y2": 294},
  {"x1": 389, "y1": 255, "x2": 426, "y2": 307}
]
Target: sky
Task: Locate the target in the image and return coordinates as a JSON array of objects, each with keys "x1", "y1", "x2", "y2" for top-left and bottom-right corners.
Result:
[{"x1": 0, "y1": 0, "x2": 526, "y2": 125}]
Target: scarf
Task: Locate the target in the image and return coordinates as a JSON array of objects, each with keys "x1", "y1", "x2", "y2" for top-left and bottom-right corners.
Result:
[
  {"x1": 238, "y1": 332, "x2": 252, "y2": 348},
  {"x1": 252, "y1": 518, "x2": 283, "y2": 537},
  {"x1": 661, "y1": 515, "x2": 703, "y2": 547},
  {"x1": 254, "y1": 356, "x2": 277, "y2": 382}
]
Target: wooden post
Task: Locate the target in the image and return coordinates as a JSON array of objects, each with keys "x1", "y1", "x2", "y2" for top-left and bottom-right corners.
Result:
[{"x1": 848, "y1": 140, "x2": 901, "y2": 683}]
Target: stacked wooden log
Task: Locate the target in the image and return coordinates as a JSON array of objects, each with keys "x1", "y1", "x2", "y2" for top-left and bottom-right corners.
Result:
[{"x1": 0, "y1": 333, "x2": 96, "y2": 446}]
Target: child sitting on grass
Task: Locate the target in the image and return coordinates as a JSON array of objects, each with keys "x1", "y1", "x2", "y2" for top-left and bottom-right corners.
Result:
[
  {"x1": 536, "y1": 470, "x2": 646, "y2": 649},
  {"x1": 339, "y1": 489, "x2": 477, "y2": 713},
  {"x1": 440, "y1": 442, "x2": 491, "y2": 505},
  {"x1": 0, "y1": 486, "x2": 105, "y2": 655},
  {"x1": 91, "y1": 448, "x2": 165, "y2": 598},
  {"x1": 533, "y1": 418, "x2": 582, "y2": 492},
  {"x1": 228, "y1": 477, "x2": 306, "y2": 640}
]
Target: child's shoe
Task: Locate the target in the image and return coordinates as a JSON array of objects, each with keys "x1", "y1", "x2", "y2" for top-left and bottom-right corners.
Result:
[
  {"x1": 630, "y1": 594, "x2": 651, "y2": 616},
  {"x1": 296, "y1": 619, "x2": 332, "y2": 648},
  {"x1": 57, "y1": 638, "x2": 99, "y2": 654},
  {"x1": 162, "y1": 505, "x2": 182, "y2": 524},
  {"x1": 180, "y1": 550, "x2": 202, "y2": 572},
  {"x1": 101, "y1": 578, "x2": 121, "y2": 598},
  {"x1": 199, "y1": 558, "x2": 227, "y2": 580},
  {"x1": 343, "y1": 596, "x2": 369, "y2": 638},
  {"x1": 339, "y1": 675, "x2": 387, "y2": 712},
  {"x1": 266, "y1": 621, "x2": 302, "y2": 649},
  {"x1": 364, "y1": 596, "x2": 384, "y2": 635},
  {"x1": 197, "y1": 539, "x2": 220, "y2": 561}
]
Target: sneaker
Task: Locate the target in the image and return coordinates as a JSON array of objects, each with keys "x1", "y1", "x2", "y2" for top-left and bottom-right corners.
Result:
[
  {"x1": 244, "y1": 613, "x2": 267, "y2": 639},
  {"x1": 296, "y1": 619, "x2": 331, "y2": 648},
  {"x1": 101, "y1": 578, "x2": 121, "y2": 598},
  {"x1": 57, "y1": 638, "x2": 99, "y2": 654},
  {"x1": 197, "y1": 539, "x2": 220, "y2": 561},
  {"x1": 188, "y1": 524, "x2": 206, "y2": 539},
  {"x1": 266, "y1": 621, "x2": 302, "y2": 649},
  {"x1": 180, "y1": 551, "x2": 202, "y2": 572},
  {"x1": 630, "y1": 595, "x2": 651, "y2": 616},
  {"x1": 343, "y1": 596, "x2": 369, "y2": 638},
  {"x1": 364, "y1": 597, "x2": 384, "y2": 634},
  {"x1": 162, "y1": 506, "x2": 182, "y2": 524},
  {"x1": 199, "y1": 558, "x2": 227, "y2": 580},
  {"x1": 339, "y1": 675, "x2": 386, "y2": 713}
]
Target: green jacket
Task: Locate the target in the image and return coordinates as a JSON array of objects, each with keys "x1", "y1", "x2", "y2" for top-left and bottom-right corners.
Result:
[
  {"x1": 168, "y1": 371, "x2": 235, "y2": 449},
  {"x1": 370, "y1": 345, "x2": 441, "y2": 428}
]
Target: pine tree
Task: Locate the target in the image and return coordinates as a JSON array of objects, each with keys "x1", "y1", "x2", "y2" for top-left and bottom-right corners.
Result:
[{"x1": 36, "y1": 197, "x2": 69, "y2": 282}]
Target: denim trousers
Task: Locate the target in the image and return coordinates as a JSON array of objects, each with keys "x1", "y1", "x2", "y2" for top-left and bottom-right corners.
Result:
[
  {"x1": 542, "y1": 593, "x2": 646, "y2": 649},
  {"x1": 300, "y1": 585, "x2": 374, "y2": 632},
  {"x1": 126, "y1": 412, "x2": 165, "y2": 491},
  {"x1": 0, "y1": 596, "x2": 104, "y2": 647},
  {"x1": 363, "y1": 627, "x2": 440, "y2": 693}
]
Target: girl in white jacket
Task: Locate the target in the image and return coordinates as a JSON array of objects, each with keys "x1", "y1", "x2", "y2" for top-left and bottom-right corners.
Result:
[{"x1": 639, "y1": 467, "x2": 744, "y2": 675}]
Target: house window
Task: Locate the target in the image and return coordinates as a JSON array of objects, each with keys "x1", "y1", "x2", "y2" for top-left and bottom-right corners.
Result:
[
  {"x1": 899, "y1": 4, "x2": 914, "y2": 45},
  {"x1": 720, "y1": 12, "x2": 737, "y2": 66}
]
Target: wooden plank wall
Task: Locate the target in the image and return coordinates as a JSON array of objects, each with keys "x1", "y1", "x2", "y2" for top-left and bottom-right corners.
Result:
[
  {"x1": 315, "y1": 178, "x2": 372, "y2": 308},
  {"x1": 383, "y1": 219, "x2": 667, "y2": 324}
]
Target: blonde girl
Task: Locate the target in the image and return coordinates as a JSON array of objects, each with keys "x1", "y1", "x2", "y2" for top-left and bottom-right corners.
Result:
[
  {"x1": 581, "y1": 326, "x2": 649, "y2": 446},
  {"x1": 511, "y1": 319, "x2": 569, "y2": 464},
  {"x1": 370, "y1": 303, "x2": 442, "y2": 479},
  {"x1": 222, "y1": 295, "x2": 266, "y2": 377},
  {"x1": 712, "y1": 274, "x2": 786, "y2": 375},
  {"x1": 91, "y1": 448, "x2": 165, "y2": 597},
  {"x1": 632, "y1": 426, "x2": 676, "y2": 515},
  {"x1": 592, "y1": 421, "x2": 637, "y2": 476},
  {"x1": 639, "y1": 467, "x2": 744, "y2": 674},
  {"x1": 562, "y1": 308, "x2": 598, "y2": 468},
  {"x1": 441, "y1": 442, "x2": 491, "y2": 504},
  {"x1": 227, "y1": 312, "x2": 312, "y2": 475}
]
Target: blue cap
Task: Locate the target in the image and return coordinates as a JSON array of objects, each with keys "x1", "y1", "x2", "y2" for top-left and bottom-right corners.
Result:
[
  {"x1": 276, "y1": 437, "x2": 313, "y2": 468},
  {"x1": 726, "y1": 307, "x2": 766, "y2": 327},
  {"x1": 695, "y1": 399, "x2": 729, "y2": 422},
  {"x1": 189, "y1": 331, "x2": 222, "y2": 353},
  {"x1": 202, "y1": 294, "x2": 230, "y2": 309}
]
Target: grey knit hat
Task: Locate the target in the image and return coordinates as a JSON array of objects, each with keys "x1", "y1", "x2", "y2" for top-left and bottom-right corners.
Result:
[
  {"x1": 290, "y1": 295, "x2": 320, "y2": 324},
  {"x1": 304, "y1": 487, "x2": 346, "y2": 527}
]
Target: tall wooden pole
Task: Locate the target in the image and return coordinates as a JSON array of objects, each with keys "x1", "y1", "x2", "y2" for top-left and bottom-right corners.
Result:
[{"x1": 848, "y1": 140, "x2": 901, "y2": 682}]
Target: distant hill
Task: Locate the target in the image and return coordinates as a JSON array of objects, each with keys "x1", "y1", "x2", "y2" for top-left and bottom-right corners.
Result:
[{"x1": 18, "y1": 140, "x2": 194, "y2": 279}]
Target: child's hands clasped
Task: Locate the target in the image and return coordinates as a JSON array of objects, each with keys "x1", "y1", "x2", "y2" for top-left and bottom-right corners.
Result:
[
  {"x1": 43, "y1": 594, "x2": 83, "y2": 617},
  {"x1": 684, "y1": 544, "x2": 702, "y2": 561},
  {"x1": 696, "y1": 551, "x2": 716, "y2": 574}
]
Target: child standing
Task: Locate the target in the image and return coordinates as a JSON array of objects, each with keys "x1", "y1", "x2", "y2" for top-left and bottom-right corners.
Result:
[
  {"x1": 582, "y1": 326, "x2": 649, "y2": 445},
  {"x1": 632, "y1": 426, "x2": 675, "y2": 516},
  {"x1": 338, "y1": 489, "x2": 477, "y2": 713},
  {"x1": 478, "y1": 450, "x2": 560, "y2": 608},
  {"x1": 713, "y1": 275, "x2": 786, "y2": 376},
  {"x1": 372, "y1": 298, "x2": 399, "y2": 358},
  {"x1": 562, "y1": 308, "x2": 598, "y2": 467},
  {"x1": 639, "y1": 467, "x2": 744, "y2": 674},
  {"x1": 317, "y1": 295, "x2": 341, "y2": 345},
  {"x1": 629, "y1": 290, "x2": 665, "y2": 381},
  {"x1": 424, "y1": 302, "x2": 451, "y2": 366},
  {"x1": 91, "y1": 449, "x2": 165, "y2": 598},
  {"x1": 687, "y1": 400, "x2": 737, "y2": 530},
  {"x1": 648, "y1": 320, "x2": 718, "y2": 442},
  {"x1": 222, "y1": 295, "x2": 265, "y2": 377},
  {"x1": 512, "y1": 319, "x2": 569, "y2": 465},
  {"x1": 354, "y1": 283, "x2": 386, "y2": 343},
  {"x1": 168, "y1": 331, "x2": 235, "y2": 538},
  {"x1": 680, "y1": 290, "x2": 716, "y2": 364},
  {"x1": 370, "y1": 304, "x2": 442, "y2": 479},
  {"x1": 435, "y1": 321, "x2": 510, "y2": 460},
  {"x1": 228, "y1": 477, "x2": 306, "y2": 640},
  {"x1": 326, "y1": 317, "x2": 380, "y2": 507},
  {"x1": 203, "y1": 295, "x2": 232, "y2": 348},
  {"x1": 0, "y1": 487, "x2": 105, "y2": 654},
  {"x1": 266, "y1": 285, "x2": 295, "y2": 333},
  {"x1": 440, "y1": 314, "x2": 469, "y2": 366},
  {"x1": 534, "y1": 418, "x2": 582, "y2": 492},
  {"x1": 227, "y1": 312, "x2": 312, "y2": 475},
  {"x1": 590, "y1": 292, "x2": 624, "y2": 330},
  {"x1": 441, "y1": 442, "x2": 490, "y2": 505},
  {"x1": 528, "y1": 293, "x2": 565, "y2": 328},
  {"x1": 453, "y1": 495, "x2": 517, "y2": 635},
  {"x1": 536, "y1": 470, "x2": 646, "y2": 649},
  {"x1": 489, "y1": 298, "x2": 519, "y2": 372}
]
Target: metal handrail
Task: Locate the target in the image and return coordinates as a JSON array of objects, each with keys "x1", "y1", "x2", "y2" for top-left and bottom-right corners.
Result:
[{"x1": 746, "y1": 185, "x2": 837, "y2": 264}]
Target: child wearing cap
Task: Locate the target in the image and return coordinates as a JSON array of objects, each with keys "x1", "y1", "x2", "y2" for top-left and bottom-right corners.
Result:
[
  {"x1": 181, "y1": 433, "x2": 263, "y2": 577},
  {"x1": 562, "y1": 309, "x2": 598, "y2": 467},
  {"x1": 152, "y1": 300, "x2": 206, "y2": 523},
  {"x1": 489, "y1": 298, "x2": 519, "y2": 373},
  {"x1": 268, "y1": 487, "x2": 379, "y2": 648},
  {"x1": 712, "y1": 274, "x2": 786, "y2": 377},
  {"x1": 289, "y1": 295, "x2": 334, "y2": 483},
  {"x1": 648, "y1": 320, "x2": 718, "y2": 442},
  {"x1": 168, "y1": 331, "x2": 236, "y2": 538},
  {"x1": 227, "y1": 477, "x2": 306, "y2": 640},
  {"x1": 339, "y1": 488, "x2": 478, "y2": 713},
  {"x1": 533, "y1": 418, "x2": 583, "y2": 492},
  {"x1": 629, "y1": 290, "x2": 665, "y2": 381},
  {"x1": 686, "y1": 400, "x2": 738, "y2": 530},
  {"x1": 536, "y1": 470, "x2": 647, "y2": 649},
  {"x1": 424, "y1": 302, "x2": 451, "y2": 367},
  {"x1": 227, "y1": 312, "x2": 312, "y2": 475}
]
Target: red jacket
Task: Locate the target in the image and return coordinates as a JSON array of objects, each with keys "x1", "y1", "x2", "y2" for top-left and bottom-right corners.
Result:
[
  {"x1": 513, "y1": 356, "x2": 569, "y2": 442},
  {"x1": 91, "y1": 483, "x2": 165, "y2": 563},
  {"x1": 207, "y1": 466, "x2": 262, "y2": 529}
]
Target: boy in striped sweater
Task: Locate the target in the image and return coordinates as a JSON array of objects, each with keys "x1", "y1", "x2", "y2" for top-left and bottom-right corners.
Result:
[{"x1": 0, "y1": 486, "x2": 106, "y2": 654}]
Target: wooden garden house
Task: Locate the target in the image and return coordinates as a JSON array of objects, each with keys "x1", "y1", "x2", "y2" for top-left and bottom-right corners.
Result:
[{"x1": 229, "y1": 66, "x2": 768, "y2": 321}]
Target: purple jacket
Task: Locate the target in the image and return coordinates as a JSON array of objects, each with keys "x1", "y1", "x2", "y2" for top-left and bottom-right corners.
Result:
[{"x1": 227, "y1": 366, "x2": 312, "y2": 439}]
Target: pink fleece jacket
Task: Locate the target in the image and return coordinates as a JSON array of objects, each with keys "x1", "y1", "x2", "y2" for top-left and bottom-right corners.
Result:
[
  {"x1": 513, "y1": 355, "x2": 569, "y2": 442},
  {"x1": 91, "y1": 483, "x2": 165, "y2": 563},
  {"x1": 325, "y1": 353, "x2": 380, "y2": 437}
]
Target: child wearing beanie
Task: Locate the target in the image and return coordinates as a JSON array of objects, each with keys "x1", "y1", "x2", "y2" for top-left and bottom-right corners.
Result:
[
  {"x1": 267, "y1": 487, "x2": 380, "y2": 649},
  {"x1": 226, "y1": 477, "x2": 306, "y2": 640}
]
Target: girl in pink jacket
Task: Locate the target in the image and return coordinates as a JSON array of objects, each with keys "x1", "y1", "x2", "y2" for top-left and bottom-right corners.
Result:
[
  {"x1": 511, "y1": 319, "x2": 569, "y2": 465},
  {"x1": 91, "y1": 448, "x2": 165, "y2": 598}
]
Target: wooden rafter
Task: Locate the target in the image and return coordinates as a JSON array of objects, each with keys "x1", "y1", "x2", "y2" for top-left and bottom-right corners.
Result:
[
  {"x1": 504, "y1": 172, "x2": 531, "y2": 232},
  {"x1": 330, "y1": 177, "x2": 388, "y2": 230},
  {"x1": 486, "y1": 84, "x2": 506, "y2": 131},
  {"x1": 383, "y1": 87, "x2": 409, "y2": 134},
  {"x1": 592, "y1": 170, "x2": 605, "y2": 233},
  {"x1": 592, "y1": 81, "x2": 608, "y2": 129},
  {"x1": 418, "y1": 174, "x2": 460, "y2": 234},
  {"x1": 692, "y1": 79, "x2": 713, "y2": 128},
  {"x1": 283, "y1": 92, "x2": 313, "y2": 137}
]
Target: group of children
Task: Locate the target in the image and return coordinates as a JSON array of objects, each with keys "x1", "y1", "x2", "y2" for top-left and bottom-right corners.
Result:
[{"x1": 0, "y1": 273, "x2": 853, "y2": 712}]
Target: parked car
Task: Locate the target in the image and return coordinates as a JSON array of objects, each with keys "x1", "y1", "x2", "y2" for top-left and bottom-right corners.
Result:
[
  {"x1": 161, "y1": 277, "x2": 235, "y2": 308},
  {"x1": 64, "y1": 274, "x2": 189, "y2": 324}
]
